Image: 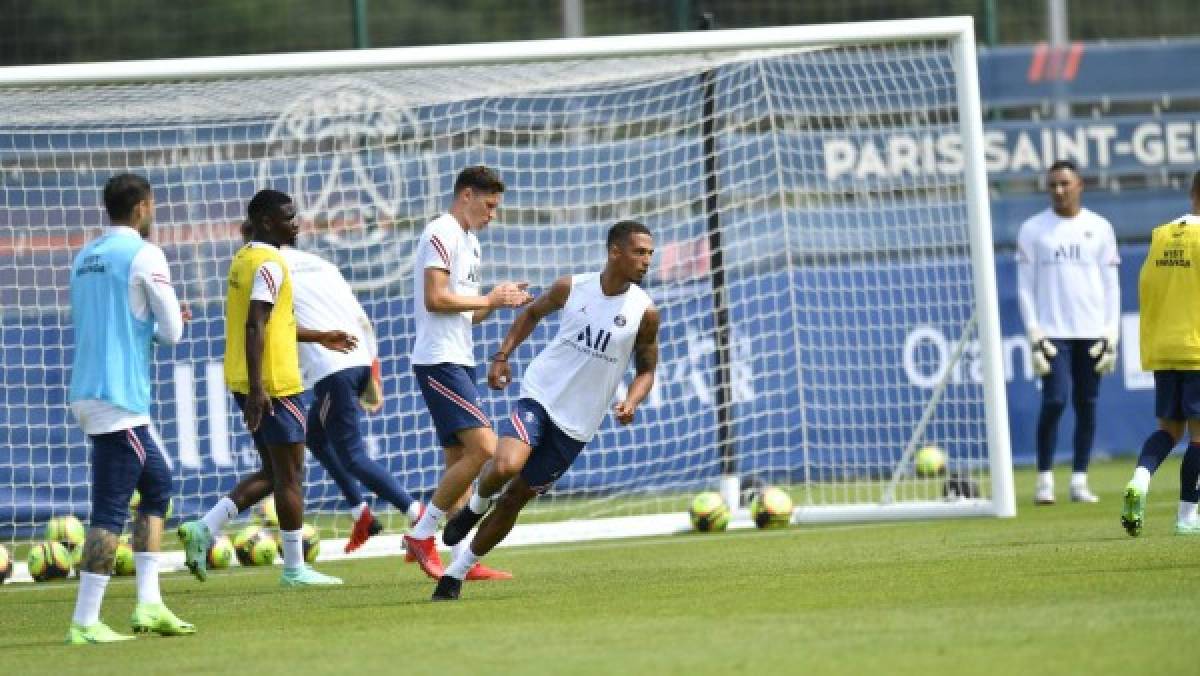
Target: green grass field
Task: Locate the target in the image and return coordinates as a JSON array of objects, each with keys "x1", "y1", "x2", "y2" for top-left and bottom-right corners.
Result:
[{"x1": 3, "y1": 457, "x2": 1199, "y2": 675}]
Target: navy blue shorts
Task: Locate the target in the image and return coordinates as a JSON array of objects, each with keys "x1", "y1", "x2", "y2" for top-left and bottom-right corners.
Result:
[
  {"x1": 233, "y1": 392, "x2": 307, "y2": 446},
  {"x1": 1154, "y1": 370, "x2": 1200, "y2": 420},
  {"x1": 497, "y1": 398, "x2": 587, "y2": 494},
  {"x1": 413, "y1": 363, "x2": 491, "y2": 447},
  {"x1": 89, "y1": 425, "x2": 172, "y2": 533}
]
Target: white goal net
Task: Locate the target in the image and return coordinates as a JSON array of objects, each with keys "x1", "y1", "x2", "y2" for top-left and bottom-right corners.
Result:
[{"x1": 0, "y1": 18, "x2": 1013, "y2": 550}]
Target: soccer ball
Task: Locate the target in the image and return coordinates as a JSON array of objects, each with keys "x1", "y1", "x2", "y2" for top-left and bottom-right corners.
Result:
[
  {"x1": 113, "y1": 538, "x2": 135, "y2": 576},
  {"x1": 0, "y1": 544, "x2": 12, "y2": 584},
  {"x1": 28, "y1": 541, "x2": 72, "y2": 582},
  {"x1": 689, "y1": 492, "x2": 730, "y2": 532},
  {"x1": 254, "y1": 496, "x2": 278, "y2": 528},
  {"x1": 234, "y1": 526, "x2": 276, "y2": 566},
  {"x1": 45, "y1": 515, "x2": 86, "y2": 552},
  {"x1": 915, "y1": 445, "x2": 947, "y2": 478},
  {"x1": 277, "y1": 523, "x2": 321, "y2": 563},
  {"x1": 751, "y1": 487, "x2": 793, "y2": 529},
  {"x1": 207, "y1": 535, "x2": 236, "y2": 569}
]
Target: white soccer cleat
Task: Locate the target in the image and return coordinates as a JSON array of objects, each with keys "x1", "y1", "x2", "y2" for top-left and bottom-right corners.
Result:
[{"x1": 1070, "y1": 486, "x2": 1099, "y2": 503}]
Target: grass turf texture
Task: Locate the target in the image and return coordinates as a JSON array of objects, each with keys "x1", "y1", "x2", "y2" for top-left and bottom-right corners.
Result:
[{"x1": 2, "y1": 457, "x2": 1198, "y2": 674}]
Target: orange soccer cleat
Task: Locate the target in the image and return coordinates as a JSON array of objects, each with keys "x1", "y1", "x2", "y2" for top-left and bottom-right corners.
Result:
[
  {"x1": 402, "y1": 534, "x2": 444, "y2": 579},
  {"x1": 465, "y1": 562, "x2": 512, "y2": 581},
  {"x1": 345, "y1": 505, "x2": 379, "y2": 554}
]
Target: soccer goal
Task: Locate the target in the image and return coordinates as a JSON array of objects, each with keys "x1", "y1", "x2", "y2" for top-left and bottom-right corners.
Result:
[{"x1": 0, "y1": 16, "x2": 1013, "y2": 554}]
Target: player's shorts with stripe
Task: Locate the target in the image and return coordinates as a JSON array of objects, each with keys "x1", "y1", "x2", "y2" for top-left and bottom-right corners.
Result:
[
  {"x1": 1154, "y1": 370, "x2": 1200, "y2": 420},
  {"x1": 233, "y1": 392, "x2": 307, "y2": 446},
  {"x1": 89, "y1": 425, "x2": 172, "y2": 533},
  {"x1": 497, "y1": 397, "x2": 587, "y2": 494},
  {"x1": 413, "y1": 363, "x2": 491, "y2": 447}
]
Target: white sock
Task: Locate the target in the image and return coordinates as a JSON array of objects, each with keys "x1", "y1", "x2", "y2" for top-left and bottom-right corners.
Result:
[
  {"x1": 133, "y1": 553, "x2": 162, "y2": 605},
  {"x1": 406, "y1": 501, "x2": 423, "y2": 522},
  {"x1": 410, "y1": 503, "x2": 445, "y2": 539},
  {"x1": 202, "y1": 497, "x2": 238, "y2": 536},
  {"x1": 1131, "y1": 467, "x2": 1152, "y2": 493},
  {"x1": 452, "y1": 538, "x2": 473, "y2": 563},
  {"x1": 1037, "y1": 472, "x2": 1054, "y2": 491},
  {"x1": 280, "y1": 529, "x2": 304, "y2": 570},
  {"x1": 445, "y1": 547, "x2": 480, "y2": 580},
  {"x1": 351, "y1": 502, "x2": 368, "y2": 522},
  {"x1": 1070, "y1": 472, "x2": 1088, "y2": 489},
  {"x1": 1178, "y1": 502, "x2": 1198, "y2": 523},
  {"x1": 72, "y1": 572, "x2": 110, "y2": 627},
  {"x1": 468, "y1": 492, "x2": 492, "y2": 515}
]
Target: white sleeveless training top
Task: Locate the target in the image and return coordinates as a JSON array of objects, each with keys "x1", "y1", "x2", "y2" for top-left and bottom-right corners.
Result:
[{"x1": 520, "y1": 272, "x2": 652, "y2": 442}]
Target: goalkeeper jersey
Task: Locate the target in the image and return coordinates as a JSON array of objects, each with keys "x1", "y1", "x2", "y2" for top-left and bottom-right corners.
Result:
[
  {"x1": 1139, "y1": 214, "x2": 1200, "y2": 371},
  {"x1": 1015, "y1": 207, "x2": 1120, "y2": 339}
]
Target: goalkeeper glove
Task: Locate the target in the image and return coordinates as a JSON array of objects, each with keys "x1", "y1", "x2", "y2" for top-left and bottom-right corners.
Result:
[
  {"x1": 359, "y1": 358, "x2": 384, "y2": 414},
  {"x1": 1029, "y1": 329, "x2": 1057, "y2": 377},
  {"x1": 1089, "y1": 332, "x2": 1118, "y2": 375}
]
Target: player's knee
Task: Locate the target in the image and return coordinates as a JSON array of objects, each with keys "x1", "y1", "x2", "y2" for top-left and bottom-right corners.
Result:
[{"x1": 494, "y1": 454, "x2": 524, "y2": 479}]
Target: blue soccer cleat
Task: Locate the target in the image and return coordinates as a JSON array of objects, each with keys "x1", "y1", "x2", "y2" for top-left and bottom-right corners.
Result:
[{"x1": 177, "y1": 520, "x2": 213, "y2": 581}]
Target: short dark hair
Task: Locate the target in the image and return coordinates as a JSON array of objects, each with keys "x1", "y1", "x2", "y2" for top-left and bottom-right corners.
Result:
[
  {"x1": 247, "y1": 189, "x2": 292, "y2": 224},
  {"x1": 1047, "y1": 159, "x2": 1080, "y2": 176},
  {"x1": 1191, "y1": 170, "x2": 1200, "y2": 198},
  {"x1": 606, "y1": 220, "x2": 651, "y2": 250},
  {"x1": 453, "y1": 165, "x2": 505, "y2": 196},
  {"x1": 102, "y1": 173, "x2": 152, "y2": 222}
]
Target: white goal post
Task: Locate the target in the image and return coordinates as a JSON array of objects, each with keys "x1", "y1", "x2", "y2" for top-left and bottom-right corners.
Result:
[{"x1": 0, "y1": 16, "x2": 1014, "y2": 557}]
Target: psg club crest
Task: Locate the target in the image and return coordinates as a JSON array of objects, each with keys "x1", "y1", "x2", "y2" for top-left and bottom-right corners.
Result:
[
  {"x1": 257, "y1": 80, "x2": 432, "y2": 225},
  {"x1": 613, "y1": 314, "x2": 627, "y2": 327}
]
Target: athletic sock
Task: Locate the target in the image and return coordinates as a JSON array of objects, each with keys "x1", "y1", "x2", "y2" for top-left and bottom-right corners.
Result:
[
  {"x1": 1180, "y1": 443, "x2": 1200, "y2": 504},
  {"x1": 202, "y1": 497, "x2": 238, "y2": 536},
  {"x1": 468, "y1": 492, "x2": 492, "y2": 515},
  {"x1": 350, "y1": 502, "x2": 368, "y2": 522},
  {"x1": 280, "y1": 529, "x2": 304, "y2": 569},
  {"x1": 410, "y1": 503, "x2": 445, "y2": 539},
  {"x1": 406, "y1": 501, "x2": 423, "y2": 523},
  {"x1": 72, "y1": 572, "x2": 110, "y2": 627},
  {"x1": 444, "y1": 547, "x2": 479, "y2": 580},
  {"x1": 1131, "y1": 466, "x2": 1152, "y2": 494},
  {"x1": 1037, "y1": 471, "x2": 1054, "y2": 492},
  {"x1": 133, "y1": 553, "x2": 162, "y2": 604},
  {"x1": 1177, "y1": 502, "x2": 1198, "y2": 523},
  {"x1": 1136, "y1": 429, "x2": 1176, "y2": 475}
]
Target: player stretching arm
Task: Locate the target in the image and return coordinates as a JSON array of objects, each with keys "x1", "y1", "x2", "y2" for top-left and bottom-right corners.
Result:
[
  {"x1": 178, "y1": 190, "x2": 355, "y2": 587},
  {"x1": 401, "y1": 166, "x2": 532, "y2": 582},
  {"x1": 433, "y1": 220, "x2": 659, "y2": 601},
  {"x1": 66, "y1": 174, "x2": 194, "y2": 643},
  {"x1": 1121, "y1": 170, "x2": 1200, "y2": 537}
]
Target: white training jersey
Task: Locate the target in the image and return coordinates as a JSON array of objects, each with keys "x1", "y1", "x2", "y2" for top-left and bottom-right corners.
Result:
[
  {"x1": 281, "y1": 247, "x2": 374, "y2": 389},
  {"x1": 1015, "y1": 207, "x2": 1121, "y2": 339},
  {"x1": 411, "y1": 213, "x2": 482, "y2": 366},
  {"x1": 71, "y1": 226, "x2": 185, "y2": 436},
  {"x1": 521, "y1": 273, "x2": 653, "y2": 442}
]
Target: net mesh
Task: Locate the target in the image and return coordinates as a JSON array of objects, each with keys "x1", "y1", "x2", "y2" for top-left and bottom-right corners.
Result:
[{"x1": 0, "y1": 39, "x2": 996, "y2": 544}]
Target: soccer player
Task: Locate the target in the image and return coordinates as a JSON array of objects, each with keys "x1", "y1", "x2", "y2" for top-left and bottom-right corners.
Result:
[
  {"x1": 433, "y1": 220, "x2": 660, "y2": 601},
  {"x1": 66, "y1": 173, "x2": 194, "y2": 643},
  {"x1": 276, "y1": 231, "x2": 422, "y2": 551},
  {"x1": 1016, "y1": 159, "x2": 1120, "y2": 505},
  {"x1": 178, "y1": 190, "x2": 355, "y2": 586},
  {"x1": 402, "y1": 165, "x2": 532, "y2": 581},
  {"x1": 1120, "y1": 171, "x2": 1200, "y2": 536}
]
